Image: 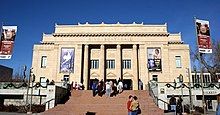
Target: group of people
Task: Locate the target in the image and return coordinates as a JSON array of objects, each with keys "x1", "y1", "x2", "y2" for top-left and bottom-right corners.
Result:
[
  {"x1": 71, "y1": 81, "x2": 85, "y2": 90},
  {"x1": 169, "y1": 95, "x2": 183, "y2": 115},
  {"x1": 127, "y1": 95, "x2": 141, "y2": 115},
  {"x1": 91, "y1": 79, "x2": 123, "y2": 97}
]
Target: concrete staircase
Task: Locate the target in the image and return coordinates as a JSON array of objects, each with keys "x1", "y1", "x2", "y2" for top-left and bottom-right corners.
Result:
[{"x1": 43, "y1": 90, "x2": 163, "y2": 115}]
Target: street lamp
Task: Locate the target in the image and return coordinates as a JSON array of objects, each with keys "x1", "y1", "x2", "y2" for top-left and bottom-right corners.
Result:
[
  {"x1": 193, "y1": 66, "x2": 197, "y2": 84},
  {"x1": 26, "y1": 68, "x2": 33, "y2": 114},
  {"x1": 187, "y1": 67, "x2": 193, "y2": 114},
  {"x1": 179, "y1": 74, "x2": 184, "y2": 113}
]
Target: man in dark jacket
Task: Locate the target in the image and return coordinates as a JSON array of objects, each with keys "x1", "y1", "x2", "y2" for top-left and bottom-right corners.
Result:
[{"x1": 169, "y1": 95, "x2": 176, "y2": 112}]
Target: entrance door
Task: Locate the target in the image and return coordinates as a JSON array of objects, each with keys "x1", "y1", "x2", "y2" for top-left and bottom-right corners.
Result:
[
  {"x1": 123, "y1": 79, "x2": 132, "y2": 90},
  {"x1": 207, "y1": 100, "x2": 213, "y2": 110}
]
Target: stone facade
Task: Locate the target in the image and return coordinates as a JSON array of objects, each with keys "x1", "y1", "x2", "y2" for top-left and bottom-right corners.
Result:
[{"x1": 32, "y1": 22, "x2": 191, "y2": 90}]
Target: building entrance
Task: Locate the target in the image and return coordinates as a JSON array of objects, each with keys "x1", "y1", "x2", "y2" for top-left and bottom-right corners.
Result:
[{"x1": 123, "y1": 79, "x2": 132, "y2": 90}]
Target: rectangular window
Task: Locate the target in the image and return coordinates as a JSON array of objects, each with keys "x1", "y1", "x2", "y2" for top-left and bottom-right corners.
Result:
[
  {"x1": 175, "y1": 56, "x2": 182, "y2": 68},
  {"x1": 91, "y1": 60, "x2": 99, "y2": 69},
  {"x1": 63, "y1": 75, "x2": 69, "y2": 82},
  {"x1": 152, "y1": 75, "x2": 158, "y2": 82},
  {"x1": 41, "y1": 56, "x2": 47, "y2": 68},
  {"x1": 123, "y1": 60, "x2": 131, "y2": 69},
  {"x1": 106, "y1": 60, "x2": 115, "y2": 69}
]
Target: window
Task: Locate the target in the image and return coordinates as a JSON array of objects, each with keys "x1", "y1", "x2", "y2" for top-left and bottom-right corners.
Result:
[
  {"x1": 40, "y1": 77, "x2": 46, "y2": 83},
  {"x1": 91, "y1": 60, "x2": 99, "y2": 69},
  {"x1": 152, "y1": 75, "x2": 158, "y2": 82},
  {"x1": 123, "y1": 60, "x2": 131, "y2": 69},
  {"x1": 175, "y1": 56, "x2": 182, "y2": 68},
  {"x1": 63, "y1": 75, "x2": 69, "y2": 82},
  {"x1": 41, "y1": 56, "x2": 47, "y2": 68},
  {"x1": 106, "y1": 60, "x2": 115, "y2": 69}
]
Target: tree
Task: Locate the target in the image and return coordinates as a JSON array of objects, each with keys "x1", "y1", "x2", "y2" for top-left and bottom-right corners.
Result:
[{"x1": 191, "y1": 40, "x2": 220, "y2": 82}]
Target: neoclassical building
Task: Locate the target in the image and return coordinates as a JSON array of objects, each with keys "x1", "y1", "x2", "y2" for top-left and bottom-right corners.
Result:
[{"x1": 32, "y1": 22, "x2": 191, "y2": 90}]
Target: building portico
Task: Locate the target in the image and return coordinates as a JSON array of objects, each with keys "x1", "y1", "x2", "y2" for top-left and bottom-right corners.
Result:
[{"x1": 32, "y1": 22, "x2": 191, "y2": 90}]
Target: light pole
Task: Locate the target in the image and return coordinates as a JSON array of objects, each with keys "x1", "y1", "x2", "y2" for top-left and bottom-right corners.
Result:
[
  {"x1": 187, "y1": 67, "x2": 193, "y2": 114},
  {"x1": 26, "y1": 68, "x2": 33, "y2": 114},
  {"x1": 30, "y1": 74, "x2": 35, "y2": 113},
  {"x1": 179, "y1": 74, "x2": 184, "y2": 113}
]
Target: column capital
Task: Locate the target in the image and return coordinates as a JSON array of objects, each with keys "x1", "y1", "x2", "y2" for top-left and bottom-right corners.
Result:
[
  {"x1": 85, "y1": 44, "x2": 89, "y2": 48},
  {"x1": 117, "y1": 44, "x2": 121, "y2": 49},
  {"x1": 133, "y1": 44, "x2": 137, "y2": 49},
  {"x1": 100, "y1": 44, "x2": 104, "y2": 48}
]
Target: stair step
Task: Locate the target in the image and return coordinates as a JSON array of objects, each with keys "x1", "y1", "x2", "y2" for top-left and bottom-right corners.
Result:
[{"x1": 44, "y1": 90, "x2": 164, "y2": 114}]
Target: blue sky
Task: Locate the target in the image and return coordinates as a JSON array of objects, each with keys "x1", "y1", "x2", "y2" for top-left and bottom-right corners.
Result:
[{"x1": 0, "y1": 0, "x2": 220, "y2": 74}]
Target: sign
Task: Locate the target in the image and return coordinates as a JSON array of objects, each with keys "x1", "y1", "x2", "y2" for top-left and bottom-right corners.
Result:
[
  {"x1": 60, "y1": 48, "x2": 74, "y2": 73},
  {"x1": 147, "y1": 48, "x2": 162, "y2": 71},
  {"x1": 0, "y1": 26, "x2": 17, "y2": 59},
  {"x1": 195, "y1": 19, "x2": 212, "y2": 53}
]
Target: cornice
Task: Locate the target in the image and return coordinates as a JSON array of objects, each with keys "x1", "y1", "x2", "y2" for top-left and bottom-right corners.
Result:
[
  {"x1": 168, "y1": 41, "x2": 184, "y2": 44},
  {"x1": 52, "y1": 33, "x2": 169, "y2": 37}
]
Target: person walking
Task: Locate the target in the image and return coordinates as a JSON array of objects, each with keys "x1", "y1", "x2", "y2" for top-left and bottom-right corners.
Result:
[
  {"x1": 169, "y1": 95, "x2": 176, "y2": 112},
  {"x1": 127, "y1": 95, "x2": 133, "y2": 115},
  {"x1": 176, "y1": 96, "x2": 183, "y2": 115},
  {"x1": 92, "y1": 81, "x2": 97, "y2": 97},
  {"x1": 105, "y1": 81, "x2": 111, "y2": 97},
  {"x1": 117, "y1": 80, "x2": 123, "y2": 93}
]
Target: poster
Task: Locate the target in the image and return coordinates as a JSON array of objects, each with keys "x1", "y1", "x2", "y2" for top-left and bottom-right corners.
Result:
[
  {"x1": 0, "y1": 26, "x2": 17, "y2": 59},
  {"x1": 195, "y1": 19, "x2": 212, "y2": 53},
  {"x1": 60, "y1": 48, "x2": 74, "y2": 73},
  {"x1": 147, "y1": 48, "x2": 162, "y2": 71}
]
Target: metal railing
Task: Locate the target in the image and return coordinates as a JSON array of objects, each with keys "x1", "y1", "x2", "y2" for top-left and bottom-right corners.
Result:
[
  {"x1": 0, "y1": 81, "x2": 70, "y2": 89},
  {"x1": 148, "y1": 81, "x2": 170, "y2": 111},
  {"x1": 42, "y1": 98, "x2": 55, "y2": 110}
]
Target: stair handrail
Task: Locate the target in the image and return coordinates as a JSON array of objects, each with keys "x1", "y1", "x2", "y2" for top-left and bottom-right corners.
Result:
[
  {"x1": 42, "y1": 98, "x2": 55, "y2": 110},
  {"x1": 148, "y1": 81, "x2": 170, "y2": 110},
  {"x1": 148, "y1": 81, "x2": 158, "y2": 106}
]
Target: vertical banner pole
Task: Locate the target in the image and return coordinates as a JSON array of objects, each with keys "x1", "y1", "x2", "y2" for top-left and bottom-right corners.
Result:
[{"x1": 194, "y1": 17, "x2": 206, "y2": 115}]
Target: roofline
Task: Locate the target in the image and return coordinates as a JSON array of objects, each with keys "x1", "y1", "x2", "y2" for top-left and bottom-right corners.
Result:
[{"x1": 55, "y1": 22, "x2": 167, "y2": 28}]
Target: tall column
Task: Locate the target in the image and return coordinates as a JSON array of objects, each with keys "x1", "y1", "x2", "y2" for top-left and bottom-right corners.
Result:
[
  {"x1": 139, "y1": 45, "x2": 147, "y2": 90},
  {"x1": 100, "y1": 44, "x2": 105, "y2": 81},
  {"x1": 132, "y1": 44, "x2": 138, "y2": 90},
  {"x1": 116, "y1": 44, "x2": 122, "y2": 80},
  {"x1": 83, "y1": 44, "x2": 89, "y2": 90}
]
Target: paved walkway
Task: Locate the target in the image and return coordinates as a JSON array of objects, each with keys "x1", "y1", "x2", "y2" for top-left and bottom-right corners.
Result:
[
  {"x1": 0, "y1": 112, "x2": 41, "y2": 115},
  {"x1": 164, "y1": 111, "x2": 216, "y2": 115}
]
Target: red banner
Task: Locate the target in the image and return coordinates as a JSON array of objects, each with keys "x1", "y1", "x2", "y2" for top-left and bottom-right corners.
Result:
[
  {"x1": 0, "y1": 26, "x2": 17, "y2": 59},
  {"x1": 195, "y1": 19, "x2": 212, "y2": 53}
]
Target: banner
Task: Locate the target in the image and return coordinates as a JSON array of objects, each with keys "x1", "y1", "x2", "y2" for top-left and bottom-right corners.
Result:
[
  {"x1": 60, "y1": 48, "x2": 74, "y2": 73},
  {"x1": 0, "y1": 26, "x2": 17, "y2": 59},
  {"x1": 195, "y1": 19, "x2": 212, "y2": 53},
  {"x1": 147, "y1": 48, "x2": 162, "y2": 71}
]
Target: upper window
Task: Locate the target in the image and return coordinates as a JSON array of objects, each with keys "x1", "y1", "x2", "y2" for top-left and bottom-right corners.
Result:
[
  {"x1": 123, "y1": 60, "x2": 131, "y2": 69},
  {"x1": 106, "y1": 60, "x2": 115, "y2": 69},
  {"x1": 91, "y1": 60, "x2": 99, "y2": 69},
  {"x1": 63, "y1": 75, "x2": 69, "y2": 82},
  {"x1": 152, "y1": 75, "x2": 158, "y2": 82},
  {"x1": 175, "y1": 56, "x2": 182, "y2": 68},
  {"x1": 41, "y1": 56, "x2": 47, "y2": 68}
]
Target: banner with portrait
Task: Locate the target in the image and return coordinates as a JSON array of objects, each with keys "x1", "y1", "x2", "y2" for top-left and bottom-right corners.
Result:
[
  {"x1": 147, "y1": 48, "x2": 162, "y2": 71},
  {"x1": 195, "y1": 19, "x2": 212, "y2": 53},
  {"x1": 0, "y1": 26, "x2": 17, "y2": 59},
  {"x1": 60, "y1": 48, "x2": 74, "y2": 73}
]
